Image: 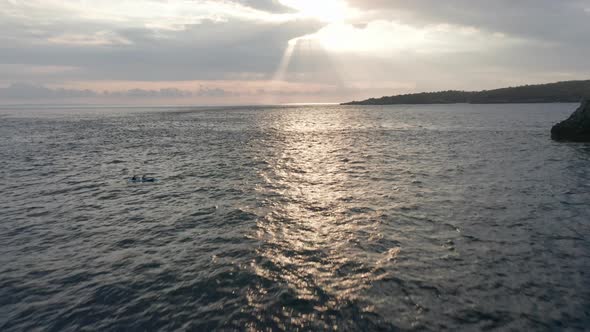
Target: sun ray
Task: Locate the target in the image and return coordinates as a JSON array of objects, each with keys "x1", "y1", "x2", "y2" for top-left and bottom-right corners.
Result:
[{"x1": 272, "y1": 38, "x2": 300, "y2": 84}]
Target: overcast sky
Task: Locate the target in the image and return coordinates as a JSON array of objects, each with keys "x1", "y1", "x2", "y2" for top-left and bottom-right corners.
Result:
[{"x1": 1, "y1": 0, "x2": 589, "y2": 105}]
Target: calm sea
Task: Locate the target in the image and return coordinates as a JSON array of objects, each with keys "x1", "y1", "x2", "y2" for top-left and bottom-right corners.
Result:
[{"x1": 1, "y1": 104, "x2": 589, "y2": 331}]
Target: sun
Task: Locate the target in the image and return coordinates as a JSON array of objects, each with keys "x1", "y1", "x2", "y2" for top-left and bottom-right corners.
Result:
[{"x1": 279, "y1": 0, "x2": 351, "y2": 23}]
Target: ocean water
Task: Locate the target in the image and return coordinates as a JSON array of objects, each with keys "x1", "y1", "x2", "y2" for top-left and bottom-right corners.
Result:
[{"x1": 0, "y1": 103, "x2": 589, "y2": 331}]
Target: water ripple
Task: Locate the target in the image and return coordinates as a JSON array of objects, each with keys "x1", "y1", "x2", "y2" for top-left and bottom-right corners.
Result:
[{"x1": 0, "y1": 104, "x2": 589, "y2": 331}]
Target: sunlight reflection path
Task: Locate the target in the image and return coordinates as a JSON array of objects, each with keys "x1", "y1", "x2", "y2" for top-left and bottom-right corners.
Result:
[{"x1": 244, "y1": 109, "x2": 401, "y2": 329}]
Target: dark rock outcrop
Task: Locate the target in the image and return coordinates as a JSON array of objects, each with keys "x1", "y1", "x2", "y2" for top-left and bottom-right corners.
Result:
[{"x1": 551, "y1": 99, "x2": 590, "y2": 142}]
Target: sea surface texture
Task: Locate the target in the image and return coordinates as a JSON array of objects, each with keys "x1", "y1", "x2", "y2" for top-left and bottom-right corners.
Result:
[{"x1": 1, "y1": 104, "x2": 589, "y2": 331}]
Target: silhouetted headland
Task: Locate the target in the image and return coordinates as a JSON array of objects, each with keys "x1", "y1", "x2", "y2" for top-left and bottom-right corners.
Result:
[
  {"x1": 342, "y1": 80, "x2": 590, "y2": 105},
  {"x1": 551, "y1": 99, "x2": 590, "y2": 142}
]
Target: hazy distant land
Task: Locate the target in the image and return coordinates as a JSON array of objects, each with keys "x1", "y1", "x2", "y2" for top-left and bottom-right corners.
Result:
[{"x1": 342, "y1": 80, "x2": 590, "y2": 105}]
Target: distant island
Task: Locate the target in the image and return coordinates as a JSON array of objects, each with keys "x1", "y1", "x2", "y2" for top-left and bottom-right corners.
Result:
[{"x1": 342, "y1": 80, "x2": 590, "y2": 105}]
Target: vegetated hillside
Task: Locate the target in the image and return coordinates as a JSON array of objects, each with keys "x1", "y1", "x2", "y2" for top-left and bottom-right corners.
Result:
[{"x1": 343, "y1": 80, "x2": 590, "y2": 105}]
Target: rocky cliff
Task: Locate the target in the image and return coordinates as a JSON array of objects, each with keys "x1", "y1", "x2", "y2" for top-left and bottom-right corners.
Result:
[{"x1": 551, "y1": 99, "x2": 590, "y2": 142}]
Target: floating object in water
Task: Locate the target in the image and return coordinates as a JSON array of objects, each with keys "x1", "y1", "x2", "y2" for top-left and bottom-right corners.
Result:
[
  {"x1": 128, "y1": 178, "x2": 157, "y2": 183},
  {"x1": 128, "y1": 175, "x2": 158, "y2": 183}
]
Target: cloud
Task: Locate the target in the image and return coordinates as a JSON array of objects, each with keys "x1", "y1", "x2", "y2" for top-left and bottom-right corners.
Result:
[
  {"x1": 0, "y1": 83, "x2": 240, "y2": 100},
  {"x1": 235, "y1": 0, "x2": 293, "y2": 13},
  {"x1": 0, "y1": 0, "x2": 589, "y2": 104},
  {"x1": 0, "y1": 83, "x2": 97, "y2": 99},
  {"x1": 0, "y1": 81, "x2": 341, "y2": 104},
  {"x1": 47, "y1": 31, "x2": 132, "y2": 46},
  {"x1": 0, "y1": 18, "x2": 322, "y2": 81},
  {"x1": 300, "y1": 20, "x2": 518, "y2": 55},
  {"x1": 347, "y1": 0, "x2": 590, "y2": 46}
]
